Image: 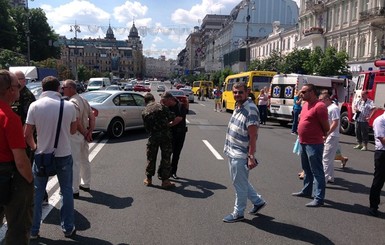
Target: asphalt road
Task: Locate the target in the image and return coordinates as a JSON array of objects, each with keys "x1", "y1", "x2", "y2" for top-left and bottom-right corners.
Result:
[{"x1": 3, "y1": 82, "x2": 385, "y2": 244}]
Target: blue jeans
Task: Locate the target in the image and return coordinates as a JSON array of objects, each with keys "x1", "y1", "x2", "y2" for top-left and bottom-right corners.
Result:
[
  {"x1": 228, "y1": 157, "x2": 265, "y2": 216},
  {"x1": 291, "y1": 109, "x2": 301, "y2": 133},
  {"x1": 300, "y1": 144, "x2": 325, "y2": 202},
  {"x1": 31, "y1": 155, "x2": 75, "y2": 235}
]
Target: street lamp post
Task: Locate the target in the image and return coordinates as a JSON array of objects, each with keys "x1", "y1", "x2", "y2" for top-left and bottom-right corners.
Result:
[
  {"x1": 26, "y1": 0, "x2": 34, "y2": 65},
  {"x1": 243, "y1": 0, "x2": 255, "y2": 71},
  {"x1": 70, "y1": 22, "x2": 81, "y2": 80}
]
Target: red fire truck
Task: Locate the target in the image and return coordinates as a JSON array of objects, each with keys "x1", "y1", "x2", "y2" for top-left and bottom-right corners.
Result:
[{"x1": 340, "y1": 60, "x2": 385, "y2": 134}]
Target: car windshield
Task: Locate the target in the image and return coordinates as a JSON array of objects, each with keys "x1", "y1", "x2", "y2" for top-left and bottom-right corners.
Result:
[
  {"x1": 81, "y1": 92, "x2": 111, "y2": 103},
  {"x1": 169, "y1": 90, "x2": 185, "y2": 96},
  {"x1": 88, "y1": 80, "x2": 102, "y2": 86}
]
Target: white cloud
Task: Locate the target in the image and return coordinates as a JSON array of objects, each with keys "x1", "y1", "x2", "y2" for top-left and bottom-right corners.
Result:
[
  {"x1": 171, "y1": 0, "x2": 239, "y2": 25},
  {"x1": 113, "y1": 1, "x2": 148, "y2": 24},
  {"x1": 153, "y1": 36, "x2": 163, "y2": 43}
]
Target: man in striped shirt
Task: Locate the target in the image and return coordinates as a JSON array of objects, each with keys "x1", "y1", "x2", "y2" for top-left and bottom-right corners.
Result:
[{"x1": 223, "y1": 81, "x2": 266, "y2": 223}]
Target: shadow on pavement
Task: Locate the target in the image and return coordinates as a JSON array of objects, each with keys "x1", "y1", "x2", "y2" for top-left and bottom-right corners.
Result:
[
  {"x1": 79, "y1": 189, "x2": 133, "y2": 209},
  {"x1": 323, "y1": 200, "x2": 383, "y2": 219},
  {"x1": 30, "y1": 234, "x2": 116, "y2": 245},
  {"x1": 150, "y1": 177, "x2": 227, "y2": 199},
  {"x1": 244, "y1": 214, "x2": 335, "y2": 245}
]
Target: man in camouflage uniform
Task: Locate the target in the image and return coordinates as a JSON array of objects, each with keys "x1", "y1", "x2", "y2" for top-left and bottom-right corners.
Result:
[{"x1": 142, "y1": 93, "x2": 175, "y2": 189}]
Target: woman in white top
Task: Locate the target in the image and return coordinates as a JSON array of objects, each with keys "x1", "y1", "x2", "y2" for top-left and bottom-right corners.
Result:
[{"x1": 257, "y1": 89, "x2": 269, "y2": 125}]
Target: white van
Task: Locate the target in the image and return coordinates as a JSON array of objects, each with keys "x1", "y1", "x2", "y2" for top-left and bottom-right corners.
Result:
[
  {"x1": 268, "y1": 74, "x2": 347, "y2": 125},
  {"x1": 87, "y1": 77, "x2": 111, "y2": 91}
]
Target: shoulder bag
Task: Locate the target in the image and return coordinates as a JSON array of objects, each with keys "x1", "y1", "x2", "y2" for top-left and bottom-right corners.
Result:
[{"x1": 34, "y1": 99, "x2": 64, "y2": 177}]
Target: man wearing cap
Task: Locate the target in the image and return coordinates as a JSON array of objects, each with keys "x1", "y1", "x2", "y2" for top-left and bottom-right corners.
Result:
[
  {"x1": 142, "y1": 93, "x2": 175, "y2": 188},
  {"x1": 161, "y1": 91, "x2": 188, "y2": 179}
]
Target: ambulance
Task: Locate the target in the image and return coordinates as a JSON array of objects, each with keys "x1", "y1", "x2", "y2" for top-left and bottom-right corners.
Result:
[{"x1": 268, "y1": 74, "x2": 348, "y2": 125}]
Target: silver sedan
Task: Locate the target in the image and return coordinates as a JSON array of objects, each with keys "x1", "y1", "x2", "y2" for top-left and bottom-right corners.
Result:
[{"x1": 81, "y1": 91, "x2": 145, "y2": 138}]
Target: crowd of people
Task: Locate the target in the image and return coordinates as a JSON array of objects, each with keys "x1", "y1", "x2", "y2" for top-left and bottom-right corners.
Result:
[
  {"x1": 1, "y1": 71, "x2": 384, "y2": 243},
  {"x1": 0, "y1": 70, "x2": 96, "y2": 243}
]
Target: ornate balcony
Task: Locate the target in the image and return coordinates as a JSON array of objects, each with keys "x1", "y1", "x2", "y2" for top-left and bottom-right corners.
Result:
[
  {"x1": 303, "y1": 27, "x2": 324, "y2": 36},
  {"x1": 359, "y1": 7, "x2": 385, "y2": 26},
  {"x1": 305, "y1": 0, "x2": 326, "y2": 14}
]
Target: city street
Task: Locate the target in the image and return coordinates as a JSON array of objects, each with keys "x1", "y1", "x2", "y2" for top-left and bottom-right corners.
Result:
[{"x1": 2, "y1": 83, "x2": 385, "y2": 244}]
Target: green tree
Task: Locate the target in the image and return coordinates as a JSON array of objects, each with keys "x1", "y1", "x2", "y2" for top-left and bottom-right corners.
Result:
[
  {"x1": 0, "y1": 49, "x2": 26, "y2": 68},
  {"x1": 281, "y1": 48, "x2": 312, "y2": 74},
  {"x1": 0, "y1": 0, "x2": 17, "y2": 50},
  {"x1": 317, "y1": 47, "x2": 349, "y2": 76},
  {"x1": 303, "y1": 46, "x2": 324, "y2": 75}
]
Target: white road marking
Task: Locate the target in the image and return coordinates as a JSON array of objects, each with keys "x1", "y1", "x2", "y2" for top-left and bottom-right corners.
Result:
[
  {"x1": 202, "y1": 140, "x2": 224, "y2": 160},
  {"x1": 199, "y1": 103, "x2": 206, "y2": 106},
  {"x1": 0, "y1": 138, "x2": 108, "y2": 241}
]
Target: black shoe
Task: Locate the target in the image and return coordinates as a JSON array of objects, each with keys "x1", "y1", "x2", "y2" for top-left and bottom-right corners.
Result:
[
  {"x1": 171, "y1": 174, "x2": 179, "y2": 179},
  {"x1": 73, "y1": 192, "x2": 80, "y2": 199},
  {"x1": 292, "y1": 191, "x2": 311, "y2": 198},
  {"x1": 249, "y1": 202, "x2": 266, "y2": 215},
  {"x1": 64, "y1": 227, "x2": 76, "y2": 238},
  {"x1": 79, "y1": 186, "x2": 91, "y2": 192},
  {"x1": 369, "y1": 208, "x2": 379, "y2": 217}
]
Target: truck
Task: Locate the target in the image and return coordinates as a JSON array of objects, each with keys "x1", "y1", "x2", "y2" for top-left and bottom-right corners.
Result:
[
  {"x1": 340, "y1": 60, "x2": 385, "y2": 134},
  {"x1": 9, "y1": 66, "x2": 58, "y2": 83},
  {"x1": 268, "y1": 73, "x2": 348, "y2": 125}
]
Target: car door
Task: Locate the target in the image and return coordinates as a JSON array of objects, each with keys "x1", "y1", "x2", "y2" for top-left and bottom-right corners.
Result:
[{"x1": 118, "y1": 93, "x2": 144, "y2": 127}]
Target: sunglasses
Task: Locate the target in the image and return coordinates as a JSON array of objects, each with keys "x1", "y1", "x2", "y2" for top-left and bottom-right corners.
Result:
[{"x1": 233, "y1": 91, "x2": 245, "y2": 94}]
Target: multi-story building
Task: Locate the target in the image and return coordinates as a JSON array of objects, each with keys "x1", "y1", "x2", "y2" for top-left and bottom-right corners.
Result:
[
  {"x1": 250, "y1": 22, "x2": 299, "y2": 61},
  {"x1": 185, "y1": 27, "x2": 202, "y2": 72},
  {"x1": 59, "y1": 22, "x2": 144, "y2": 79},
  {"x1": 297, "y1": 0, "x2": 385, "y2": 75},
  {"x1": 145, "y1": 55, "x2": 177, "y2": 79}
]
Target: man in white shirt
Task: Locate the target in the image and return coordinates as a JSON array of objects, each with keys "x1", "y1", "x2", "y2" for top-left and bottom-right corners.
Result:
[
  {"x1": 25, "y1": 76, "x2": 77, "y2": 239},
  {"x1": 319, "y1": 92, "x2": 340, "y2": 184}
]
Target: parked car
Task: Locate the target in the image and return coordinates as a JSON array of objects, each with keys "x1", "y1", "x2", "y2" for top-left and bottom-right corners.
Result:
[
  {"x1": 167, "y1": 89, "x2": 189, "y2": 112},
  {"x1": 133, "y1": 84, "x2": 151, "y2": 92},
  {"x1": 157, "y1": 85, "x2": 166, "y2": 92},
  {"x1": 124, "y1": 83, "x2": 134, "y2": 91},
  {"x1": 81, "y1": 91, "x2": 146, "y2": 138},
  {"x1": 179, "y1": 87, "x2": 194, "y2": 103},
  {"x1": 105, "y1": 85, "x2": 121, "y2": 91},
  {"x1": 175, "y1": 83, "x2": 185, "y2": 90},
  {"x1": 26, "y1": 82, "x2": 42, "y2": 99}
]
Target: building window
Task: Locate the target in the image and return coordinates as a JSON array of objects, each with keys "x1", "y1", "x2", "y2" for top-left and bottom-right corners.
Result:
[
  {"x1": 341, "y1": 41, "x2": 347, "y2": 52},
  {"x1": 288, "y1": 37, "x2": 291, "y2": 50},
  {"x1": 342, "y1": 2, "x2": 348, "y2": 24},
  {"x1": 334, "y1": 5, "x2": 340, "y2": 27},
  {"x1": 349, "y1": 40, "x2": 356, "y2": 59},
  {"x1": 359, "y1": 37, "x2": 366, "y2": 57},
  {"x1": 351, "y1": 1, "x2": 358, "y2": 20}
]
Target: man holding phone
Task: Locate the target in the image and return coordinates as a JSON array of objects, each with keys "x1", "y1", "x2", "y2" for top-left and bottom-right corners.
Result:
[{"x1": 223, "y1": 81, "x2": 266, "y2": 223}]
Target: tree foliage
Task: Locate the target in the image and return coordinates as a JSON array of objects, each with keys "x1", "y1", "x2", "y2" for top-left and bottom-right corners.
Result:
[{"x1": 249, "y1": 46, "x2": 349, "y2": 76}]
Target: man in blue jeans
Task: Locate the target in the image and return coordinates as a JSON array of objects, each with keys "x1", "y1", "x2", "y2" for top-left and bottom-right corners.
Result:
[
  {"x1": 223, "y1": 81, "x2": 266, "y2": 223},
  {"x1": 25, "y1": 76, "x2": 77, "y2": 239},
  {"x1": 292, "y1": 84, "x2": 329, "y2": 207}
]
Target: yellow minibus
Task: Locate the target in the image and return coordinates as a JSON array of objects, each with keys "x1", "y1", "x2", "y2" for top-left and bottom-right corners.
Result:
[
  {"x1": 192, "y1": 80, "x2": 214, "y2": 95},
  {"x1": 222, "y1": 71, "x2": 276, "y2": 111}
]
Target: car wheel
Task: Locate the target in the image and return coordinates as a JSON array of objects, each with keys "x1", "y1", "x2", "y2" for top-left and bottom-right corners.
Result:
[
  {"x1": 107, "y1": 118, "x2": 124, "y2": 138},
  {"x1": 340, "y1": 111, "x2": 355, "y2": 135}
]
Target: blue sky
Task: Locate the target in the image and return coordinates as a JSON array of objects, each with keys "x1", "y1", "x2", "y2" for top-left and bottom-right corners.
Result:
[{"x1": 29, "y1": 0, "x2": 300, "y2": 60}]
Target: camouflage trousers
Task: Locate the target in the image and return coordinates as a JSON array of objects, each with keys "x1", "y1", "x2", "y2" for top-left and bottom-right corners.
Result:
[{"x1": 145, "y1": 134, "x2": 172, "y2": 180}]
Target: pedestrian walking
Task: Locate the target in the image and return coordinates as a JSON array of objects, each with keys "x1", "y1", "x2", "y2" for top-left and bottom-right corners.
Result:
[
  {"x1": 319, "y1": 92, "x2": 340, "y2": 184},
  {"x1": 62, "y1": 79, "x2": 95, "y2": 198},
  {"x1": 142, "y1": 93, "x2": 175, "y2": 188},
  {"x1": 213, "y1": 86, "x2": 222, "y2": 112},
  {"x1": 291, "y1": 91, "x2": 302, "y2": 135},
  {"x1": 353, "y1": 90, "x2": 375, "y2": 151},
  {"x1": 161, "y1": 92, "x2": 187, "y2": 179},
  {"x1": 257, "y1": 88, "x2": 268, "y2": 125},
  {"x1": 0, "y1": 70, "x2": 34, "y2": 245},
  {"x1": 368, "y1": 107, "x2": 385, "y2": 217},
  {"x1": 24, "y1": 76, "x2": 77, "y2": 239},
  {"x1": 292, "y1": 84, "x2": 329, "y2": 207},
  {"x1": 223, "y1": 81, "x2": 266, "y2": 223}
]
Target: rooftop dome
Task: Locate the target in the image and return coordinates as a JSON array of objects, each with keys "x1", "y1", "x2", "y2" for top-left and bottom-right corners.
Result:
[
  {"x1": 129, "y1": 22, "x2": 139, "y2": 38},
  {"x1": 105, "y1": 24, "x2": 115, "y2": 39}
]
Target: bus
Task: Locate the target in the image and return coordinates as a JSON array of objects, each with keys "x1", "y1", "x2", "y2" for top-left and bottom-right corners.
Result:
[
  {"x1": 192, "y1": 80, "x2": 214, "y2": 95},
  {"x1": 222, "y1": 71, "x2": 277, "y2": 111}
]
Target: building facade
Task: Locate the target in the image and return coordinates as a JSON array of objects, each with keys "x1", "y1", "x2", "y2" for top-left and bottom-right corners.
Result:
[
  {"x1": 59, "y1": 23, "x2": 144, "y2": 79},
  {"x1": 145, "y1": 55, "x2": 176, "y2": 79}
]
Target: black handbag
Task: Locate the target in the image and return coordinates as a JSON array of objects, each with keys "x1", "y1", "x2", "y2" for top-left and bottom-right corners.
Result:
[{"x1": 34, "y1": 99, "x2": 64, "y2": 177}]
